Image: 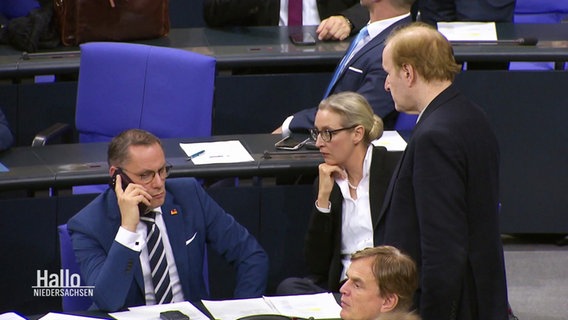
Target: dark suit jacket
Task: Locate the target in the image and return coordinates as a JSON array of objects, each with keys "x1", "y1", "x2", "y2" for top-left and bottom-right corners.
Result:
[
  {"x1": 378, "y1": 85, "x2": 508, "y2": 320},
  {"x1": 203, "y1": 0, "x2": 368, "y2": 33},
  {"x1": 67, "y1": 178, "x2": 269, "y2": 312},
  {"x1": 289, "y1": 16, "x2": 412, "y2": 132},
  {"x1": 304, "y1": 146, "x2": 399, "y2": 292},
  {"x1": 416, "y1": 0, "x2": 516, "y2": 24}
]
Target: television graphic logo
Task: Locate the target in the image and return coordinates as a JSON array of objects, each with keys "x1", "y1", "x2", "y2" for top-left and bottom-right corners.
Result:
[{"x1": 32, "y1": 269, "x2": 94, "y2": 297}]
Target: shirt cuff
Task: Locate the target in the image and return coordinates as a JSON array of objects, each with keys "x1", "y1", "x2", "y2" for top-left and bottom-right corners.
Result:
[
  {"x1": 315, "y1": 200, "x2": 331, "y2": 213},
  {"x1": 281, "y1": 115, "x2": 294, "y2": 137},
  {"x1": 115, "y1": 226, "x2": 145, "y2": 252}
]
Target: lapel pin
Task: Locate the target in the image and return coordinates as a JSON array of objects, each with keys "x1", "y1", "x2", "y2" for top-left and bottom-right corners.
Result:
[{"x1": 170, "y1": 209, "x2": 178, "y2": 215}]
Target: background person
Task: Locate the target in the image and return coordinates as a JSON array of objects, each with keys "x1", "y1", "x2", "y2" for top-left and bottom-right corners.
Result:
[
  {"x1": 0, "y1": 108, "x2": 14, "y2": 151},
  {"x1": 203, "y1": 0, "x2": 367, "y2": 41},
  {"x1": 340, "y1": 246, "x2": 420, "y2": 320},
  {"x1": 274, "y1": 0, "x2": 415, "y2": 135},
  {"x1": 68, "y1": 129, "x2": 269, "y2": 312},
  {"x1": 379, "y1": 22, "x2": 509, "y2": 320}
]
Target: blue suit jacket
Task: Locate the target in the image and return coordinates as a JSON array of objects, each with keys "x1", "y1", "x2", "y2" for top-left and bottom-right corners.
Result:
[
  {"x1": 68, "y1": 178, "x2": 269, "y2": 312},
  {"x1": 378, "y1": 85, "x2": 508, "y2": 320},
  {"x1": 289, "y1": 16, "x2": 412, "y2": 132}
]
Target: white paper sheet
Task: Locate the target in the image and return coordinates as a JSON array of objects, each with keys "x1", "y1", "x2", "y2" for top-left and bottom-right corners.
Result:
[
  {"x1": 179, "y1": 140, "x2": 254, "y2": 165},
  {"x1": 372, "y1": 130, "x2": 408, "y2": 151},
  {"x1": 38, "y1": 313, "x2": 104, "y2": 320},
  {"x1": 265, "y1": 292, "x2": 341, "y2": 319},
  {"x1": 0, "y1": 312, "x2": 26, "y2": 320},
  {"x1": 203, "y1": 293, "x2": 341, "y2": 320},
  {"x1": 109, "y1": 301, "x2": 209, "y2": 320},
  {"x1": 437, "y1": 21, "x2": 497, "y2": 41}
]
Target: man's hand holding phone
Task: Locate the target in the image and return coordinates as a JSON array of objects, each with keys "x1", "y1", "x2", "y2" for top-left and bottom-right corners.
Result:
[{"x1": 112, "y1": 170, "x2": 152, "y2": 232}]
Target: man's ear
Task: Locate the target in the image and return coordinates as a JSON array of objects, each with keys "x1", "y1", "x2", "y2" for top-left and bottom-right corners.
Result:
[
  {"x1": 401, "y1": 64, "x2": 415, "y2": 82},
  {"x1": 379, "y1": 293, "x2": 399, "y2": 313}
]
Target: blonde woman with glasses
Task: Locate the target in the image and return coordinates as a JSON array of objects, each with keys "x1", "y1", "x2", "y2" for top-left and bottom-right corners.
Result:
[{"x1": 277, "y1": 91, "x2": 398, "y2": 295}]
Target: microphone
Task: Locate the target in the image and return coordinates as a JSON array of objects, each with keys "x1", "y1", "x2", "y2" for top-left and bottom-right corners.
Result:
[{"x1": 450, "y1": 37, "x2": 538, "y2": 46}]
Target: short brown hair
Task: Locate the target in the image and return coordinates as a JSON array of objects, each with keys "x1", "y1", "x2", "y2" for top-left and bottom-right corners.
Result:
[
  {"x1": 385, "y1": 22, "x2": 462, "y2": 82},
  {"x1": 107, "y1": 129, "x2": 162, "y2": 167},
  {"x1": 351, "y1": 246, "x2": 418, "y2": 311}
]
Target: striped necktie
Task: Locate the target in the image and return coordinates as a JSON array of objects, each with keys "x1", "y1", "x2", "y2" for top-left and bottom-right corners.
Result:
[
  {"x1": 140, "y1": 211, "x2": 174, "y2": 304},
  {"x1": 324, "y1": 26, "x2": 369, "y2": 98}
]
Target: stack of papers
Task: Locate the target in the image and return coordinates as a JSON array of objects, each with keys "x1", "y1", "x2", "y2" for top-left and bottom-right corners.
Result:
[
  {"x1": 180, "y1": 140, "x2": 254, "y2": 165},
  {"x1": 202, "y1": 292, "x2": 341, "y2": 320}
]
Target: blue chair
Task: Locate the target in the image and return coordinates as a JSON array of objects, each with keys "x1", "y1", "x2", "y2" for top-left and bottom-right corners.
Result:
[
  {"x1": 58, "y1": 224, "x2": 92, "y2": 312},
  {"x1": 75, "y1": 42, "x2": 215, "y2": 143},
  {"x1": 394, "y1": 113, "x2": 418, "y2": 131},
  {"x1": 510, "y1": 0, "x2": 568, "y2": 70},
  {"x1": 33, "y1": 42, "x2": 216, "y2": 193}
]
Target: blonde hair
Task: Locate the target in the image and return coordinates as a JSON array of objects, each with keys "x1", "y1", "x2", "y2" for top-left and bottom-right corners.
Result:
[
  {"x1": 385, "y1": 22, "x2": 462, "y2": 82},
  {"x1": 318, "y1": 92, "x2": 383, "y2": 144}
]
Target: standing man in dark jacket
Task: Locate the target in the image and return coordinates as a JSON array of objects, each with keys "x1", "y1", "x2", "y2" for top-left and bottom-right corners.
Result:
[{"x1": 379, "y1": 22, "x2": 509, "y2": 320}]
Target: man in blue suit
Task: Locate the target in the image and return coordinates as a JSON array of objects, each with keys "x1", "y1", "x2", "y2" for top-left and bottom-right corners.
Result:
[
  {"x1": 274, "y1": 0, "x2": 415, "y2": 135},
  {"x1": 67, "y1": 129, "x2": 269, "y2": 312},
  {"x1": 379, "y1": 23, "x2": 508, "y2": 320}
]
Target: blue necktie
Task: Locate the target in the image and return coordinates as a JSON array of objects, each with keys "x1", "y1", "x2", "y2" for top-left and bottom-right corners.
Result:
[
  {"x1": 140, "y1": 211, "x2": 174, "y2": 304},
  {"x1": 324, "y1": 26, "x2": 369, "y2": 98}
]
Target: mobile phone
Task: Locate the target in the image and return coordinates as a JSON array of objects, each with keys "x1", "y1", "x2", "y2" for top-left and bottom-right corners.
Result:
[
  {"x1": 275, "y1": 136, "x2": 310, "y2": 150},
  {"x1": 159, "y1": 310, "x2": 190, "y2": 320},
  {"x1": 109, "y1": 168, "x2": 149, "y2": 214},
  {"x1": 289, "y1": 32, "x2": 316, "y2": 45}
]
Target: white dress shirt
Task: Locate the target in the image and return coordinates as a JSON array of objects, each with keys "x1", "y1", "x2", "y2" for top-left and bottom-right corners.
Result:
[
  {"x1": 115, "y1": 207, "x2": 184, "y2": 305},
  {"x1": 279, "y1": 0, "x2": 321, "y2": 26}
]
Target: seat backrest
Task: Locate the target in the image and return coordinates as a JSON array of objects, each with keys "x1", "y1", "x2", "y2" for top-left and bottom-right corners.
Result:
[
  {"x1": 58, "y1": 224, "x2": 92, "y2": 311},
  {"x1": 514, "y1": 0, "x2": 568, "y2": 23},
  {"x1": 394, "y1": 113, "x2": 418, "y2": 131},
  {"x1": 75, "y1": 42, "x2": 216, "y2": 143}
]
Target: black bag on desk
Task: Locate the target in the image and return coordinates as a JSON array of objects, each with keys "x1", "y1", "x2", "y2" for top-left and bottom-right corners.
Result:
[
  {"x1": 53, "y1": 0, "x2": 170, "y2": 46},
  {"x1": 2, "y1": 1, "x2": 60, "y2": 52}
]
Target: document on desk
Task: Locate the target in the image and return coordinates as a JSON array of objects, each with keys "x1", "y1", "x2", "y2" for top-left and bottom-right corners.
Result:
[
  {"x1": 202, "y1": 292, "x2": 341, "y2": 320},
  {"x1": 372, "y1": 130, "x2": 407, "y2": 151},
  {"x1": 109, "y1": 301, "x2": 209, "y2": 320},
  {"x1": 179, "y1": 140, "x2": 254, "y2": 165},
  {"x1": 38, "y1": 313, "x2": 104, "y2": 320},
  {"x1": 0, "y1": 312, "x2": 26, "y2": 320},
  {"x1": 437, "y1": 21, "x2": 497, "y2": 41}
]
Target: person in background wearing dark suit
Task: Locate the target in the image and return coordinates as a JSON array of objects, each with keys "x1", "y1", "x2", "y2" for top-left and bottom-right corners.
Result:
[
  {"x1": 0, "y1": 108, "x2": 14, "y2": 151},
  {"x1": 340, "y1": 246, "x2": 420, "y2": 320},
  {"x1": 277, "y1": 92, "x2": 398, "y2": 295},
  {"x1": 68, "y1": 129, "x2": 268, "y2": 312},
  {"x1": 274, "y1": 0, "x2": 415, "y2": 135},
  {"x1": 414, "y1": 0, "x2": 516, "y2": 25},
  {"x1": 379, "y1": 22, "x2": 509, "y2": 320},
  {"x1": 203, "y1": 0, "x2": 367, "y2": 41}
]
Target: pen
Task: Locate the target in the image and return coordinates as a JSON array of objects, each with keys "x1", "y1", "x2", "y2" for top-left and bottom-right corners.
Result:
[{"x1": 187, "y1": 150, "x2": 205, "y2": 161}]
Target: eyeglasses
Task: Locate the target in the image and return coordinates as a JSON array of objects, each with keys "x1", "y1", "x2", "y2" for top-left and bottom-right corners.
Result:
[
  {"x1": 121, "y1": 164, "x2": 172, "y2": 184},
  {"x1": 310, "y1": 125, "x2": 357, "y2": 142}
]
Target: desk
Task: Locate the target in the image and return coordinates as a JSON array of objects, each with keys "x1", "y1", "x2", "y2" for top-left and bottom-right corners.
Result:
[
  {"x1": 0, "y1": 134, "x2": 324, "y2": 191},
  {"x1": 2, "y1": 24, "x2": 568, "y2": 78}
]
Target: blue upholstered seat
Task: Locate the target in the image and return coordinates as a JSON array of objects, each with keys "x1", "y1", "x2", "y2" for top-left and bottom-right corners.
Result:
[
  {"x1": 510, "y1": 0, "x2": 568, "y2": 71},
  {"x1": 76, "y1": 42, "x2": 216, "y2": 143},
  {"x1": 58, "y1": 224, "x2": 92, "y2": 312},
  {"x1": 71, "y1": 42, "x2": 216, "y2": 193}
]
